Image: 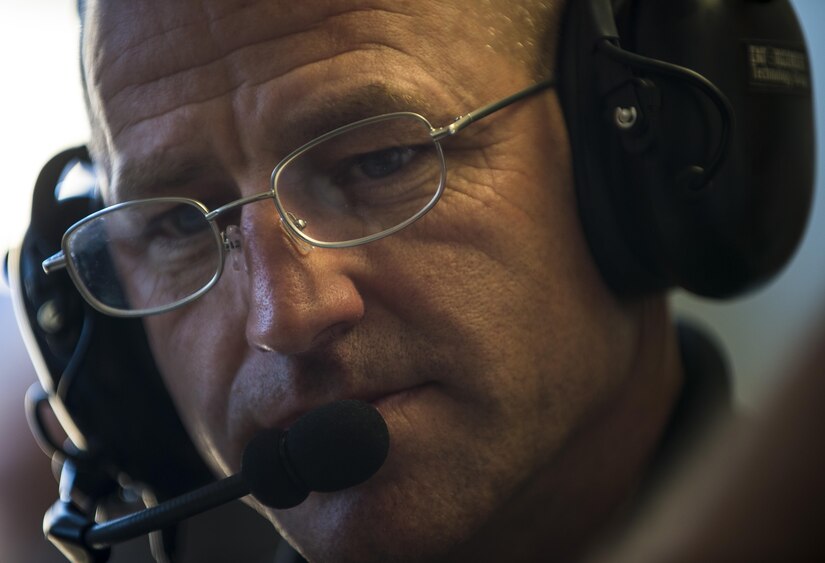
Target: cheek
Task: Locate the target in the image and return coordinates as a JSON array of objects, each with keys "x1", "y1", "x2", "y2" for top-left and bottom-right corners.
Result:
[
  {"x1": 364, "y1": 117, "x2": 638, "y2": 443},
  {"x1": 142, "y1": 284, "x2": 249, "y2": 464}
]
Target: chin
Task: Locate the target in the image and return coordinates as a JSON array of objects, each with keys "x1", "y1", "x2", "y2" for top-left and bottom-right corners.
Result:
[{"x1": 263, "y1": 473, "x2": 480, "y2": 563}]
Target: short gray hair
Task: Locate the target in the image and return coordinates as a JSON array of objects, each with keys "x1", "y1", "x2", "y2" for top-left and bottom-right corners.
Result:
[{"x1": 482, "y1": 0, "x2": 566, "y2": 77}]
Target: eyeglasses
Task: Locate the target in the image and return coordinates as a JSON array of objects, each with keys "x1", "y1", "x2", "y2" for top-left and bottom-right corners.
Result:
[{"x1": 42, "y1": 78, "x2": 556, "y2": 317}]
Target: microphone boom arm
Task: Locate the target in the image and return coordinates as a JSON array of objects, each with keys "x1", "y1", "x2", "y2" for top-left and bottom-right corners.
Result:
[{"x1": 45, "y1": 473, "x2": 248, "y2": 563}]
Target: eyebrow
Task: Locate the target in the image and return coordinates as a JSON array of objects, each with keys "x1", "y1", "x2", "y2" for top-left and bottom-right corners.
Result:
[
  {"x1": 271, "y1": 82, "x2": 446, "y2": 149},
  {"x1": 110, "y1": 156, "x2": 227, "y2": 203},
  {"x1": 109, "y1": 82, "x2": 450, "y2": 203}
]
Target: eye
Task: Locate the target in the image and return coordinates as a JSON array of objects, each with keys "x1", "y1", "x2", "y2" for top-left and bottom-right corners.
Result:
[
  {"x1": 147, "y1": 204, "x2": 210, "y2": 238},
  {"x1": 352, "y1": 146, "x2": 417, "y2": 180}
]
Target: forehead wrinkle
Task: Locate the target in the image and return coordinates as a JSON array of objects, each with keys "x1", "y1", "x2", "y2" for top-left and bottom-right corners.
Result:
[
  {"x1": 89, "y1": 0, "x2": 282, "y2": 82},
  {"x1": 91, "y1": 4, "x2": 426, "y2": 150},
  {"x1": 108, "y1": 82, "x2": 238, "y2": 142},
  {"x1": 92, "y1": 2, "x2": 417, "y2": 112}
]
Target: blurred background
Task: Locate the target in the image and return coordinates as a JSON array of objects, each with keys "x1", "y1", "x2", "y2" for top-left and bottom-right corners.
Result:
[{"x1": 0, "y1": 0, "x2": 823, "y2": 561}]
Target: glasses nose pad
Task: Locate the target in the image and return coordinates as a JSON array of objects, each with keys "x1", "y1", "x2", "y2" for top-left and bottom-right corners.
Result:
[
  {"x1": 280, "y1": 213, "x2": 312, "y2": 256},
  {"x1": 224, "y1": 225, "x2": 247, "y2": 272}
]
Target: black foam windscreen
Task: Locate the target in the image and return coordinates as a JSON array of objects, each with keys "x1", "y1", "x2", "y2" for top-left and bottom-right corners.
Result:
[
  {"x1": 286, "y1": 399, "x2": 390, "y2": 492},
  {"x1": 242, "y1": 400, "x2": 390, "y2": 509}
]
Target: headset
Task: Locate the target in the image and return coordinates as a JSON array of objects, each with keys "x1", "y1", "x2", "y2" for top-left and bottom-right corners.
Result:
[
  {"x1": 4, "y1": 0, "x2": 814, "y2": 560},
  {"x1": 6, "y1": 146, "x2": 215, "y2": 559}
]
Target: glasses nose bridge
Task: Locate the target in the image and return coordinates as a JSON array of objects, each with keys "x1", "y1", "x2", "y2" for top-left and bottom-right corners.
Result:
[
  {"x1": 210, "y1": 190, "x2": 311, "y2": 264},
  {"x1": 205, "y1": 191, "x2": 276, "y2": 267}
]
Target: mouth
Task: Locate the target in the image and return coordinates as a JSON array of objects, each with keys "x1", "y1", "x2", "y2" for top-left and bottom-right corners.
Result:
[
  {"x1": 267, "y1": 382, "x2": 435, "y2": 434},
  {"x1": 368, "y1": 382, "x2": 434, "y2": 420}
]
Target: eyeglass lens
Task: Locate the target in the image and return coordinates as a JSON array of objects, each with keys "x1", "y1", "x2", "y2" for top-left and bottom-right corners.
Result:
[
  {"x1": 275, "y1": 114, "x2": 443, "y2": 244},
  {"x1": 66, "y1": 200, "x2": 223, "y2": 313},
  {"x1": 65, "y1": 114, "x2": 445, "y2": 314}
]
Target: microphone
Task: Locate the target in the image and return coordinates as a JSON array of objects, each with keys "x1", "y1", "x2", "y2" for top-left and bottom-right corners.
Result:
[{"x1": 45, "y1": 400, "x2": 389, "y2": 562}]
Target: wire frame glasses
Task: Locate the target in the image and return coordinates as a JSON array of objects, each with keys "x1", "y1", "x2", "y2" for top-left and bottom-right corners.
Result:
[{"x1": 43, "y1": 78, "x2": 556, "y2": 317}]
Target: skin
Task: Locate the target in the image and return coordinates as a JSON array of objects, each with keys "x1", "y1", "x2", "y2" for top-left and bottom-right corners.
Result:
[{"x1": 82, "y1": 1, "x2": 682, "y2": 561}]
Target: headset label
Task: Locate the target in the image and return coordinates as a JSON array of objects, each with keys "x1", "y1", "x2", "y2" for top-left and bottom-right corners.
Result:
[{"x1": 746, "y1": 44, "x2": 810, "y2": 92}]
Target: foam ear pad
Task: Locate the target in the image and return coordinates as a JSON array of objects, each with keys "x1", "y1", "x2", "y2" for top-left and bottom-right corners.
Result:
[{"x1": 558, "y1": 0, "x2": 814, "y2": 298}]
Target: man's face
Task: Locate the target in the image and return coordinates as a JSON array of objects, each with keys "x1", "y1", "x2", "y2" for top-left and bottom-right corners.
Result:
[{"x1": 84, "y1": 1, "x2": 644, "y2": 560}]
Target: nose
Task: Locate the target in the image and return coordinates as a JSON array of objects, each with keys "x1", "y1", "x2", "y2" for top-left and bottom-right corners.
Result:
[{"x1": 239, "y1": 207, "x2": 365, "y2": 355}]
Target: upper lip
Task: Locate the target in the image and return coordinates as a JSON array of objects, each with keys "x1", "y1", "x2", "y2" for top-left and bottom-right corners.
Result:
[
  {"x1": 263, "y1": 383, "x2": 421, "y2": 432},
  {"x1": 261, "y1": 382, "x2": 423, "y2": 430},
  {"x1": 237, "y1": 337, "x2": 435, "y2": 452}
]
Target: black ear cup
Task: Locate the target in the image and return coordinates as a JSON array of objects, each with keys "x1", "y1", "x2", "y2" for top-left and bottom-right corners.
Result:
[
  {"x1": 15, "y1": 147, "x2": 92, "y2": 393},
  {"x1": 12, "y1": 147, "x2": 213, "y2": 502},
  {"x1": 558, "y1": 0, "x2": 814, "y2": 298}
]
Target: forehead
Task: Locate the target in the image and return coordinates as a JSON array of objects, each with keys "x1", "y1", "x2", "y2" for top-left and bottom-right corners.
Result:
[
  {"x1": 81, "y1": 0, "x2": 540, "y2": 197},
  {"x1": 82, "y1": 0, "x2": 520, "y2": 111}
]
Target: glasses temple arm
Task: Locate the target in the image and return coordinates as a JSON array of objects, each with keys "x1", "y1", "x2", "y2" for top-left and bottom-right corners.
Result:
[
  {"x1": 432, "y1": 77, "x2": 557, "y2": 141},
  {"x1": 42, "y1": 251, "x2": 67, "y2": 274}
]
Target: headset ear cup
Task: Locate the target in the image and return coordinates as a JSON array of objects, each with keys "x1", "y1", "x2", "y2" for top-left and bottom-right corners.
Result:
[
  {"x1": 559, "y1": 0, "x2": 814, "y2": 298},
  {"x1": 17, "y1": 147, "x2": 95, "y2": 388},
  {"x1": 631, "y1": 0, "x2": 814, "y2": 297},
  {"x1": 559, "y1": 0, "x2": 669, "y2": 295}
]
